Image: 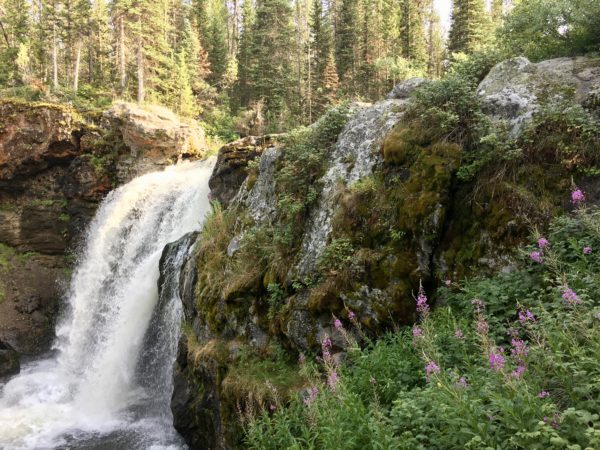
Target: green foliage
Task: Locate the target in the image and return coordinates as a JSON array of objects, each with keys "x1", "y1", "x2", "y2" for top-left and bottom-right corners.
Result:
[
  {"x1": 500, "y1": 0, "x2": 600, "y2": 61},
  {"x1": 244, "y1": 206, "x2": 600, "y2": 449}
]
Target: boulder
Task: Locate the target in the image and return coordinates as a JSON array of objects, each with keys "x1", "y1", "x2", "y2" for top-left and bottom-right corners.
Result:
[
  {"x1": 477, "y1": 56, "x2": 600, "y2": 133},
  {"x1": 386, "y1": 77, "x2": 429, "y2": 100},
  {"x1": 0, "y1": 340, "x2": 19, "y2": 377}
]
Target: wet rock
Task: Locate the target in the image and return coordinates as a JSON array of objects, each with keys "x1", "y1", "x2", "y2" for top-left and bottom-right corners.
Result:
[{"x1": 0, "y1": 340, "x2": 19, "y2": 377}]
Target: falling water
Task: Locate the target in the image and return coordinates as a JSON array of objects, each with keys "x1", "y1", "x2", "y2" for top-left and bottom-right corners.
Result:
[{"x1": 0, "y1": 158, "x2": 215, "y2": 449}]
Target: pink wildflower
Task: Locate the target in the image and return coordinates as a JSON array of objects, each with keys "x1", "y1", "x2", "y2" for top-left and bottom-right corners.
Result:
[
  {"x1": 537, "y1": 237, "x2": 550, "y2": 249},
  {"x1": 476, "y1": 319, "x2": 489, "y2": 335},
  {"x1": 583, "y1": 246, "x2": 592, "y2": 254},
  {"x1": 471, "y1": 298, "x2": 485, "y2": 312},
  {"x1": 412, "y1": 326, "x2": 423, "y2": 338},
  {"x1": 298, "y1": 353, "x2": 306, "y2": 364},
  {"x1": 333, "y1": 318, "x2": 343, "y2": 330},
  {"x1": 327, "y1": 371, "x2": 339, "y2": 391},
  {"x1": 322, "y1": 337, "x2": 332, "y2": 349},
  {"x1": 518, "y1": 309, "x2": 536, "y2": 325},
  {"x1": 538, "y1": 390, "x2": 550, "y2": 399},
  {"x1": 348, "y1": 310, "x2": 356, "y2": 320},
  {"x1": 571, "y1": 189, "x2": 585, "y2": 204},
  {"x1": 489, "y1": 348, "x2": 506, "y2": 371},
  {"x1": 303, "y1": 387, "x2": 319, "y2": 406},
  {"x1": 595, "y1": 312, "x2": 600, "y2": 320},
  {"x1": 562, "y1": 287, "x2": 581, "y2": 306},
  {"x1": 454, "y1": 329, "x2": 464, "y2": 339},
  {"x1": 511, "y1": 364, "x2": 527, "y2": 379},
  {"x1": 416, "y1": 286, "x2": 430, "y2": 316},
  {"x1": 425, "y1": 361, "x2": 441, "y2": 381},
  {"x1": 444, "y1": 279, "x2": 452, "y2": 287},
  {"x1": 510, "y1": 338, "x2": 529, "y2": 361},
  {"x1": 529, "y1": 251, "x2": 543, "y2": 263},
  {"x1": 455, "y1": 377, "x2": 468, "y2": 388}
]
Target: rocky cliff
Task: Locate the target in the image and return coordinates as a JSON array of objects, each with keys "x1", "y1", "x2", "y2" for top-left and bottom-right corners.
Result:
[
  {"x1": 0, "y1": 99, "x2": 206, "y2": 369},
  {"x1": 164, "y1": 55, "x2": 600, "y2": 449}
]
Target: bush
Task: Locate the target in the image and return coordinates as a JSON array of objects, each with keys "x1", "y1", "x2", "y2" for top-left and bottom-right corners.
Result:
[{"x1": 500, "y1": 0, "x2": 600, "y2": 61}]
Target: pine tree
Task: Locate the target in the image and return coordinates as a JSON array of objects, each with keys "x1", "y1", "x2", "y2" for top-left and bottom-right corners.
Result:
[
  {"x1": 236, "y1": 0, "x2": 254, "y2": 107},
  {"x1": 173, "y1": 49, "x2": 197, "y2": 117},
  {"x1": 448, "y1": 0, "x2": 490, "y2": 54},
  {"x1": 309, "y1": 0, "x2": 335, "y2": 117},
  {"x1": 0, "y1": 0, "x2": 31, "y2": 85},
  {"x1": 247, "y1": 0, "x2": 295, "y2": 123},
  {"x1": 399, "y1": 0, "x2": 427, "y2": 68},
  {"x1": 335, "y1": 0, "x2": 358, "y2": 88}
]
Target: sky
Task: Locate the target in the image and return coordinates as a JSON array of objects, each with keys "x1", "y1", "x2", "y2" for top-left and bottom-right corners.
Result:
[{"x1": 434, "y1": 0, "x2": 453, "y2": 32}]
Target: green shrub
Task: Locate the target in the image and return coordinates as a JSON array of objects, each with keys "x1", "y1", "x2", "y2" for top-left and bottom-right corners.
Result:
[{"x1": 500, "y1": 0, "x2": 600, "y2": 61}]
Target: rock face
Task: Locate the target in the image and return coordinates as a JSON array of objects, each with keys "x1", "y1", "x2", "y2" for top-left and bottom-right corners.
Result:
[
  {"x1": 477, "y1": 56, "x2": 600, "y2": 133},
  {"x1": 105, "y1": 102, "x2": 206, "y2": 181},
  {"x1": 208, "y1": 135, "x2": 282, "y2": 208},
  {"x1": 0, "y1": 100, "x2": 84, "y2": 181}
]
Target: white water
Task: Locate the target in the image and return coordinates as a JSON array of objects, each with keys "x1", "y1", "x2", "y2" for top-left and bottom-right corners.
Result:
[{"x1": 0, "y1": 159, "x2": 215, "y2": 450}]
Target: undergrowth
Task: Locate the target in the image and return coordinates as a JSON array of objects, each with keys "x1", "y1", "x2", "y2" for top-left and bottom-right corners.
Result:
[{"x1": 243, "y1": 190, "x2": 600, "y2": 449}]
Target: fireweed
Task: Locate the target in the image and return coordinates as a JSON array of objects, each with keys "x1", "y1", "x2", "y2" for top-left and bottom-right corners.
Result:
[{"x1": 244, "y1": 194, "x2": 600, "y2": 450}]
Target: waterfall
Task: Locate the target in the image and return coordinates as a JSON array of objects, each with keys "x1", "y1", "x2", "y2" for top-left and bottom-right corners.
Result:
[{"x1": 0, "y1": 158, "x2": 215, "y2": 450}]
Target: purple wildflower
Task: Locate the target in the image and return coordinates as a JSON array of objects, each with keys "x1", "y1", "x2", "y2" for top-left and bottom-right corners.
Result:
[
  {"x1": 348, "y1": 310, "x2": 356, "y2": 320},
  {"x1": 544, "y1": 414, "x2": 560, "y2": 429},
  {"x1": 571, "y1": 189, "x2": 585, "y2": 204},
  {"x1": 333, "y1": 318, "x2": 343, "y2": 330},
  {"x1": 298, "y1": 353, "x2": 306, "y2": 364},
  {"x1": 538, "y1": 390, "x2": 550, "y2": 399},
  {"x1": 583, "y1": 246, "x2": 592, "y2": 255},
  {"x1": 595, "y1": 312, "x2": 600, "y2": 320},
  {"x1": 416, "y1": 286, "x2": 430, "y2": 316},
  {"x1": 454, "y1": 329, "x2": 464, "y2": 339},
  {"x1": 322, "y1": 337, "x2": 332, "y2": 349},
  {"x1": 511, "y1": 364, "x2": 527, "y2": 379},
  {"x1": 327, "y1": 371, "x2": 339, "y2": 391},
  {"x1": 489, "y1": 348, "x2": 506, "y2": 372},
  {"x1": 269, "y1": 404, "x2": 276, "y2": 412},
  {"x1": 412, "y1": 326, "x2": 423, "y2": 338},
  {"x1": 303, "y1": 387, "x2": 319, "y2": 406},
  {"x1": 562, "y1": 287, "x2": 581, "y2": 306},
  {"x1": 530, "y1": 251, "x2": 543, "y2": 263},
  {"x1": 537, "y1": 237, "x2": 550, "y2": 249},
  {"x1": 444, "y1": 279, "x2": 452, "y2": 287},
  {"x1": 518, "y1": 309, "x2": 536, "y2": 325},
  {"x1": 425, "y1": 361, "x2": 441, "y2": 381}
]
